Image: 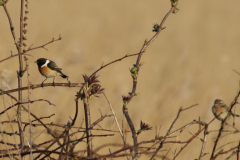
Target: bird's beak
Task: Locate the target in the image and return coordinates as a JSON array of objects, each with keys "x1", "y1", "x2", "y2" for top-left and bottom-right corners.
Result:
[{"x1": 34, "y1": 61, "x2": 37, "y2": 63}]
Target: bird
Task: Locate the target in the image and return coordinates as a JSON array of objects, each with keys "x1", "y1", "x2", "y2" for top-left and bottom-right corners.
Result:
[
  {"x1": 35, "y1": 58, "x2": 68, "y2": 87},
  {"x1": 212, "y1": 99, "x2": 240, "y2": 121}
]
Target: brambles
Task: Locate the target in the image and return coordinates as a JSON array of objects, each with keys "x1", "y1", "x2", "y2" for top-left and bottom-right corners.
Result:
[{"x1": 3, "y1": 1, "x2": 240, "y2": 160}]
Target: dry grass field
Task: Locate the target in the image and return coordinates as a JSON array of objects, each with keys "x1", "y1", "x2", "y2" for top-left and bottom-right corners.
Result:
[{"x1": 1, "y1": 0, "x2": 240, "y2": 159}]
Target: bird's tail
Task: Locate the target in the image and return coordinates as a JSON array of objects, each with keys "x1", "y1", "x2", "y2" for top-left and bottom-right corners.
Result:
[{"x1": 60, "y1": 72, "x2": 68, "y2": 79}]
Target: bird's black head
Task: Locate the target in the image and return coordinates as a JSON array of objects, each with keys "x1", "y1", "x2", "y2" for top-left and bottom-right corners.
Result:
[{"x1": 35, "y1": 58, "x2": 48, "y2": 67}]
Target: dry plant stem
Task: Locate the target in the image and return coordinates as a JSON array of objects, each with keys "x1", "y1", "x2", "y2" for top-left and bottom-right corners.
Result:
[
  {"x1": 34, "y1": 129, "x2": 68, "y2": 159},
  {"x1": 0, "y1": 131, "x2": 20, "y2": 136},
  {"x1": 89, "y1": 52, "x2": 143, "y2": 80},
  {"x1": 144, "y1": 120, "x2": 195, "y2": 156},
  {"x1": 173, "y1": 118, "x2": 215, "y2": 159},
  {"x1": 214, "y1": 145, "x2": 239, "y2": 157},
  {"x1": 23, "y1": 56, "x2": 32, "y2": 158},
  {"x1": 3, "y1": 0, "x2": 25, "y2": 153},
  {"x1": 23, "y1": 114, "x2": 55, "y2": 131},
  {"x1": 71, "y1": 100, "x2": 79, "y2": 126},
  {"x1": 123, "y1": 106, "x2": 138, "y2": 157},
  {"x1": 2, "y1": 151, "x2": 75, "y2": 158},
  {"x1": 74, "y1": 52, "x2": 144, "y2": 157},
  {"x1": 36, "y1": 134, "x2": 114, "y2": 160},
  {"x1": 149, "y1": 107, "x2": 182, "y2": 160},
  {"x1": 38, "y1": 115, "x2": 114, "y2": 160},
  {"x1": 1, "y1": 83, "x2": 80, "y2": 95},
  {"x1": 103, "y1": 94, "x2": 130, "y2": 160},
  {"x1": 0, "y1": 36, "x2": 62, "y2": 64},
  {"x1": 0, "y1": 95, "x2": 55, "y2": 116},
  {"x1": 17, "y1": 0, "x2": 25, "y2": 154},
  {"x1": 237, "y1": 141, "x2": 240, "y2": 160},
  {"x1": 233, "y1": 69, "x2": 240, "y2": 76},
  {"x1": 150, "y1": 104, "x2": 198, "y2": 160},
  {"x1": 68, "y1": 115, "x2": 114, "y2": 154},
  {"x1": 58, "y1": 130, "x2": 69, "y2": 160},
  {"x1": 83, "y1": 98, "x2": 92, "y2": 157},
  {"x1": 2, "y1": 3, "x2": 18, "y2": 47},
  {"x1": 2, "y1": 119, "x2": 121, "y2": 132},
  {"x1": 210, "y1": 89, "x2": 240, "y2": 159},
  {"x1": 123, "y1": 5, "x2": 177, "y2": 159},
  {"x1": 21, "y1": 106, "x2": 65, "y2": 148},
  {"x1": 215, "y1": 140, "x2": 240, "y2": 152},
  {"x1": 198, "y1": 126, "x2": 208, "y2": 160},
  {"x1": 4, "y1": 93, "x2": 66, "y2": 154},
  {"x1": 103, "y1": 93, "x2": 124, "y2": 140},
  {"x1": 225, "y1": 151, "x2": 237, "y2": 160},
  {"x1": 0, "y1": 52, "x2": 32, "y2": 64}
]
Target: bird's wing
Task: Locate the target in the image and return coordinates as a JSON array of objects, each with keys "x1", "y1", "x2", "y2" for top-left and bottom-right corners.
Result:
[{"x1": 47, "y1": 61, "x2": 62, "y2": 72}]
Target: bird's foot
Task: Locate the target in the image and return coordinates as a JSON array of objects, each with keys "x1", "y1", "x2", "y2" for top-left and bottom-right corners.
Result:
[
  {"x1": 68, "y1": 81, "x2": 71, "y2": 88},
  {"x1": 52, "y1": 81, "x2": 55, "y2": 87},
  {"x1": 41, "y1": 83, "x2": 44, "y2": 88}
]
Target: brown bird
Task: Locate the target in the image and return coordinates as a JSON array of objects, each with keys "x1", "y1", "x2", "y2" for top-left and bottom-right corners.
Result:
[{"x1": 212, "y1": 99, "x2": 239, "y2": 121}]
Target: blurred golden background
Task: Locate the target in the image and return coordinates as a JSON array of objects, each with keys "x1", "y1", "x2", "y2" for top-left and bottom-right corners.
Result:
[{"x1": 1, "y1": 0, "x2": 240, "y2": 159}]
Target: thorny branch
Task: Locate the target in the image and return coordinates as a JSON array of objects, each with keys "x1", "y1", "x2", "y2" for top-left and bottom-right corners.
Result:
[
  {"x1": 0, "y1": 35, "x2": 62, "y2": 64},
  {"x1": 37, "y1": 115, "x2": 113, "y2": 159},
  {"x1": 121, "y1": 2, "x2": 179, "y2": 159},
  {"x1": 3, "y1": 93, "x2": 66, "y2": 151},
  {"x1": 173, "y1": 118, "x2": 215, "y2": 159},
  {"x1": 3, "y1": 0, "x2": 234, "y2": 159},
  {"x1": 23, "y1": 114, "x2": 55, "y2": 131},
  {"x1": 0, "y1": 83, "x2": 81, "y2": 95},
  {"x1": 198, "y1": 125, "x2": 208, "y2": 160},
  {"x1": 150, "y1": 104, "x2": 198, "y2": 159},
  {"x1": 210, "y1": 89, "x2": 240, "y2": 159},
  {"x1": 0, "y1": 99, "x2": 55, "y2": 116}
]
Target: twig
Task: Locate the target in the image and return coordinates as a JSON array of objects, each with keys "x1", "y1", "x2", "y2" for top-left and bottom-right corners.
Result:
[
  {"x1": 103, "y1": 93, "x2": 124, "y2": 139},
  {"x1": 38, "y1": 134, "x2": 114, "y2": 160},
  {"x1": 0, "y1": 98, "x2": 55, "y2": 116},
  {"x1": 3, "y1": 93, "x2": 65, "y2": 153},
  {"x1": 0, "y1": 131, "x2": 20, "y2": 136},
  {"x1": 83, "y1": 97, "x2": 92, "y2": 157},
  {"x1": 173, "y1": 118, "x2": 215, "y2": 159},
  {"x1": 0, "y1": 36, "x2": 62, "y2": 64},
  {"x1": 2, "y1": 3, "x2": 18, "y2": 48},
  {"x1": 198, "y1": 125, "x2": 208, "y2": 160},
  {"x1": 103, "y1": 93, "x2": 130, "y2": 160},
  {"x1": 33, "y1": 129, "x2": 68, "y2": 159},
  {"x1": 23, "y1": 114, "x2": 55, "y2": 131},
  {"x1": 71, "y1": 100, "x2": 78, "y2": 126},
  {"x1": 122, "y1": 3, "x2": 178, "y2": 159},
  {"x1": 18, "y1": 0, "x2": 25, "y2": 153},
  {"x1": 233, "y1": 69, "x2": 240, "y2": 76},
  {"x1": 150, "y1": 104, "x2": 198, "y2": 159},
  {"x1": 237, "y1": 141, "x2": 240, "y2": 160},
  {"x1": 225, "y1": 151, "x2": 236, "y2": 160},
  {"x1": 0, "y1": 83, "x2": 81, "y2": 95},
  {"x1": 216, "y1": 140, "x2": 240, "y2": 152},
  {"x1": 23, "y1": 35, "x2": 62, "y2": 53},
  {"x1": 3, "y1": 0, "x2": 25, "y2": 152}
]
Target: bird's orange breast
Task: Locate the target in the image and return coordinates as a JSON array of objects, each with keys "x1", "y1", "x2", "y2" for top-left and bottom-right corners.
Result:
[{"x1": 39, "y1": 66, "x2": 58, "y2": 78}]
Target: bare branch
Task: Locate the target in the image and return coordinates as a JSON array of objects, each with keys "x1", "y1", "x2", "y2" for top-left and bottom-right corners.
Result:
[
  {"x1": 0, "y1": 83, "x2": 81, "y2": 95},
  {"x1": 150, "y1": 104, "x2": 198, "y2": 159},
  {"x1": 0, "y1": 36, "x2": 62, "y2": 64}
]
